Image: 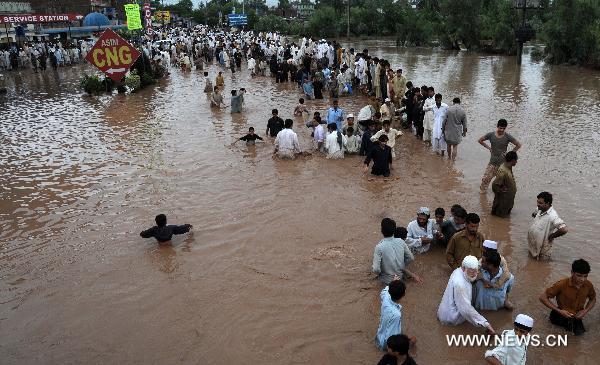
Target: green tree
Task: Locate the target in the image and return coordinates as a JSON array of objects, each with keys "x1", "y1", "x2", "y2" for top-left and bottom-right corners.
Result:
[
  {"x1": 165, "y1": 0, "x2": 194, "y2": 17},
  {"x1": 396, "y1": 5, "x2": 435, "y2": 46},
  {"x1": 437, "y1": 0, "x2": 482, "y2": 50},
  {"x1": 308, "y1": 6, "x2": 341, "y2": 38},
  {"x1": 315, "y1": 0, "x2": 346, "y2": 15},
  {"x1": 255, "y1": 14, "x2": 289, "y2": 32},
  {"x1": 278, "y1": 0, "x2": 292, "y2": 17},
  {"x1": 479, "y1": 0, "x2": 519, "y2": 54},
  {"x1": 542, "y1": 0, "x2": 600, "y2": 66}
]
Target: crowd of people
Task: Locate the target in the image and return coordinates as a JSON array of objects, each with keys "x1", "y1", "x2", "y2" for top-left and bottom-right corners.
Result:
[
  {"x1": 0, "y1": 39, "x2": 99, "y2": 72},
  {"x1": 131, "y1": 26, "x2": 594, "y2": 365},
  {"x1": 367, "y1": 187, "x2": 588, "y2": 365}
]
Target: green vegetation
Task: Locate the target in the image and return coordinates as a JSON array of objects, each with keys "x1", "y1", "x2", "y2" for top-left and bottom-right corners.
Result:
[
  {"x1": 80, "y1": 74, "x2": 109, "y2": 95},
  {"x1": 124, "y1": 70, "x2": 142, "y2": 92},
  {"x1": 541, "y1": 0, "x2": 600, "y2": 67}
]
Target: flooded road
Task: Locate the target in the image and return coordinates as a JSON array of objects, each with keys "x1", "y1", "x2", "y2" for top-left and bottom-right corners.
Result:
[{"x1": 1, "y1": 40, "x2": 600, "y2": 364}]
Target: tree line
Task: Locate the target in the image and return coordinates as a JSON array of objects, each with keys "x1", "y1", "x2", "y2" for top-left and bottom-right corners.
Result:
[{"x1": 159, "y1": 0, "x2": 600, "y2": 68}]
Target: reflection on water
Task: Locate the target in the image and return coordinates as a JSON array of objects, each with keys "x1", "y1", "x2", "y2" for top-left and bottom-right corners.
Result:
[{"x1": 1, "y1": 41, "x2": 600, "y2": 364}]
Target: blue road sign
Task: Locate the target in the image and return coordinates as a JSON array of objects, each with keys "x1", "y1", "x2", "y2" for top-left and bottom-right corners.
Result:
[{"x1": 228, "y1": 13, "x2": 247, "y2": 26}]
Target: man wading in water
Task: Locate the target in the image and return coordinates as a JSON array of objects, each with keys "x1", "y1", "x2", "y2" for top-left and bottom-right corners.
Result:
[
  {"x1": 491, "y1": 151, "x2": 518, "y2": 217},
  {"x1": 478, "y1": 119, "x2": 522, "y2": 194},
  {"x1": 363, "y1": 135, "x2": 393, "y2": 180},
  {"x1": 140, "y1": 214, "x2": 193, "y2": 245},
  {"x1": 442, "y1": 97, "x2": 467, "y2": 160}
]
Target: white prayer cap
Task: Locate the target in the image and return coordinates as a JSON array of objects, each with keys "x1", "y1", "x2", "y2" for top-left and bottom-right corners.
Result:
[
  {"x1": 347, "y1": 114, "x2": 354, "y2": 119},
  {"x1": 417, "y1": 207, "x2": 430, "y2": 216},
  {"x1": 385, "y1": 98, "x2": 391, "y2": 102},
  {"x1": 462, "y1": 255, "x2": 479, "y2": 269},
  {"x1": 514, "y1": 314, "x2": 534, "y2": 330},
  {"x1": 483, "y1": 240, "x2": 498, "y2": 250}
]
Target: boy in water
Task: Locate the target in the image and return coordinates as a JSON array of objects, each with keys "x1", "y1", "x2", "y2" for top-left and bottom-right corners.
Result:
[
  {"x1": 345, "y1": 127, "x2": 361, "y2": 155},
  {"x1": 294, "y1": 97, "x2": 309, "y2": 117},
  {"x1": 203, "y1": 71, "x2": 213, "y2": 93},
  {"x1": 377, "y1": 334, "x2": 417, "y2": 365},
  {"x1": 140, "y1": 214, "x2": 193, "y2": 245},
  {"x1": 432, "y1": 207, "x2": 446, "y2": 245},
  {"x1": 234, "y1": 127, "x2": 264, "y2": 145}
]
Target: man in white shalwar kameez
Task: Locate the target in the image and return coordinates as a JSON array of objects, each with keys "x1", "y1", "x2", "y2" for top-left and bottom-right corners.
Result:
[
  {"x1": 437, "y1": 255, "x2": 496, "y2": 334},
  {"x1": 422, "y1": 87, "x2": 436, "y2": 142},
  {"x1": 432, "y1": 94, "x2": 449, "y2": 155},
  {"x1": 247, "y1": 56, "x2": 256, "y2": 76},
  {"x1": 325, "y1": 123, "x2": 346, "y2": 159},
  {"x1": 484, "y1": 314, "x2": 533, "y2": 365}
]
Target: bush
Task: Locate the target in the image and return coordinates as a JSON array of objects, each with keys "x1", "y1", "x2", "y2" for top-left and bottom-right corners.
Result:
[
  {"x1": 141, "y1": 72, "x2": 157, "y2": 87},
  {"x1": 124, "y1": 70, "x2": 141, "y2": 92},
  {"x1": 80, "y1": 74, "x2": 109, "y2": 95}
]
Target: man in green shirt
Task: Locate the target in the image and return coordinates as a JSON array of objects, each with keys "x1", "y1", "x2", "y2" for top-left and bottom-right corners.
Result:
[{"x1": 446, "y1": 213, "x2": 485, "y2": 269}]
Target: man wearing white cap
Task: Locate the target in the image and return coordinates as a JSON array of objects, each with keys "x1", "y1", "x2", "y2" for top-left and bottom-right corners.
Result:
[
  {"x1": 484, "y1": 314, "x2": 533, "y2": 365},
  {"x1": 343, "y1": 113, "x2": 361, "y2": 136},
  {"x1": 380, "y1": 98, "x2": 395, "y2": 124},
  {"x1": 344, "y1": 119, "x2": 362, "y2": 155},
  {"x1": 475, "y1": 249, "x2": 515, "y2": 311},
  {"x1": 406, "y1": 207, "x2": 435, "y2": 254},
  {"x1": 437, "y1": 255, "x2": 495, "y2": 334},
  {"x1": 478, "y1": 240, "x2": 513, "y2": 309}
]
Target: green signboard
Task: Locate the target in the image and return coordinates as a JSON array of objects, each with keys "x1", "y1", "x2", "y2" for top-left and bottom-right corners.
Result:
[{"x1": 125, "y1": 4, "x2": 142, "y2": 30}]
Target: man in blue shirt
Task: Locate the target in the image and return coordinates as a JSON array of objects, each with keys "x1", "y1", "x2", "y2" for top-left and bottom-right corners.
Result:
[
  {"x1": 326, "y1": 98, "x2": 345, "y2": 132},
  {"x1": 372, "y1": 218, "x2": 421, "y2": 285},
  {"x1": 475, "y1": 250, "x2": 514, "y2": 311},
  {"x1": 376, "y1": 279, "x2": 406, "y2": 351}
]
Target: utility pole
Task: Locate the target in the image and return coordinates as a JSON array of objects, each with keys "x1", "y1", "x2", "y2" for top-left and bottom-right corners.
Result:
[
  {"x1": 514, "y1": 0, "x2": 542, "y2": 66},
  {"x1": 516, "y1": 2, "x2": 526, "y2": 65},
  {"x1": 346, "y1": 0, "x2": 350, "y2": 38}
]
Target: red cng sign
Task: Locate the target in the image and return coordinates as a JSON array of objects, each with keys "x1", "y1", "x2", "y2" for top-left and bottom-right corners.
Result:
[
  {"x1": 85, "y1": 28, "x2": 141, "y2": 82},
  {"x1": 144, "y1": 2, "x2": 152, "y2": 35}
]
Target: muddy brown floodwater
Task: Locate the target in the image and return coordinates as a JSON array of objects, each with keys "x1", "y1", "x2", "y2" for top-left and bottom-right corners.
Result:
[{"x1": 1, "y1": 40, "x2": 600, "y2": 364}]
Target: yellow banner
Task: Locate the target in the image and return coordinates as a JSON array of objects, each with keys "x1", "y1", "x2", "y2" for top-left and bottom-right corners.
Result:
[
  {"x1": 125, "y1": 4, "x2": 142, "y2": 30},
  {"x1": 154, "y1": 10, "x2": 170, "y2": 23}
]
